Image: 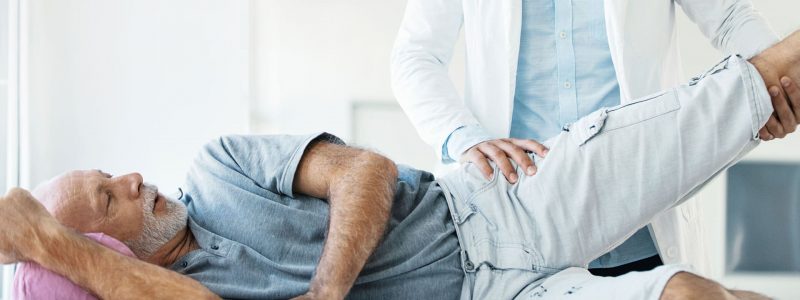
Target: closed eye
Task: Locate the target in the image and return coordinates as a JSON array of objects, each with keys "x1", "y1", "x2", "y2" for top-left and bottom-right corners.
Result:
[{"x1": 106, "y1": 192, "x2": 113, "y2": 213}]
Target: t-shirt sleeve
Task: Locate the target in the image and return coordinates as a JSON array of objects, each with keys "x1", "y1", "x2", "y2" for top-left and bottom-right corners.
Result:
[{"x1": 197, "y1": 132, "x2": 344, "y2": 198}]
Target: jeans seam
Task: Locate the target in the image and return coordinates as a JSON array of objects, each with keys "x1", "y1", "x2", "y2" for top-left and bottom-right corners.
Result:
[{"x1": 746, "y1": 59, "x2": 766, "y2": 139}]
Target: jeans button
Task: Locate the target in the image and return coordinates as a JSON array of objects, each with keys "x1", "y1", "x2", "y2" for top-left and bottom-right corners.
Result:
[{"x1": 464, "y1": 260, "x2": 475, "y2": 271}]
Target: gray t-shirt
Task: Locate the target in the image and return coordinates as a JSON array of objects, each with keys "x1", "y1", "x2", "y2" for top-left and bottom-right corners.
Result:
[{"x1": 170, "y1": 133, "x2": 462, "y2": 299}]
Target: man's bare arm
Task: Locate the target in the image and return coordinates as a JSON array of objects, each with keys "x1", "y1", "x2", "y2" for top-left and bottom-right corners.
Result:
[
  {"x1": 291, "y1": 140, "x2": 398, "y2": 299},
  {"x1": 0, "y1": 188, "x2": 219, "y2": 300}
]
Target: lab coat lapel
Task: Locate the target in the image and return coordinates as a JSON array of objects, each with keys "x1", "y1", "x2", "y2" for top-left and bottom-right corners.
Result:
[
  {"x1": 504, "y1": 0, "x2": 522, "y2": 137},
  {"x1": 604, "y1": 0, "x2": 631, "y2": 103}
]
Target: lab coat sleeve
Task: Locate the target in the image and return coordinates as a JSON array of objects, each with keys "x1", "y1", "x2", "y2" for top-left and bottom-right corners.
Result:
[
  {"x1": 391, "y1": 0, "x2": 480, "y2": 162},
  {"x1": 676, "y1": 0, "x2": 780, "y2": 59},
  {"x1": 443, "y1": 125, "x2": 494, "y2": 163}
]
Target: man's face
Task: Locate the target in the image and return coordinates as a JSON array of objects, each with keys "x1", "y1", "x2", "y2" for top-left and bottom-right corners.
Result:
[{"x1": 33, "y1": 170, "x2": 188, "y2": 259}]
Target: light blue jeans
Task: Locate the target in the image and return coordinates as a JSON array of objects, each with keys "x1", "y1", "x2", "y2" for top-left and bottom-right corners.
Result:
[{"x1": 437, "y1": 55, "x2": 772, "y2": 299}]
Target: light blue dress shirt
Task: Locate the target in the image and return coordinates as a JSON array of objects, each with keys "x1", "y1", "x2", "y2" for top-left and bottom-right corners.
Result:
[{"x1": 443, "y1": 0, "x2": 658, "y2": 268}]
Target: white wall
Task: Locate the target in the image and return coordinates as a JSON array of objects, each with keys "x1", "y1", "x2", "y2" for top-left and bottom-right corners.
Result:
[
  {"x1": 25, "y1": 0, "x2": 250, "y2": 190},
  {"x1": 250, "y1": 0, "x2": 464, "y2": 169}
]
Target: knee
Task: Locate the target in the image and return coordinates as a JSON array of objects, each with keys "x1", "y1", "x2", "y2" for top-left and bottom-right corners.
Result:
[{"x1": 660, "y1": 272, "x2": 737, "y2": 300}]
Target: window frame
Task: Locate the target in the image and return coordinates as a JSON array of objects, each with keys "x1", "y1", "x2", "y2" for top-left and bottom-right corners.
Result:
[
  {"x1": 695, "y1": 151, "x2": 800, "y2": 299},
  {"x1": 2, "y1": 0, "x2": 24, "y2": 298}
]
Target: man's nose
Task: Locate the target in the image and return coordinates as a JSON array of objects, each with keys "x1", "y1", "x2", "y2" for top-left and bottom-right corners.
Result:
[{"x1": 119, "y1": 172, "x2": 143, "y2": 198}]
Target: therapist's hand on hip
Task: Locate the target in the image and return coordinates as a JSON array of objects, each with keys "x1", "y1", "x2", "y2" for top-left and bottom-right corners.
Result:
[{"x1": 461, "y1": 138, "x2": 548, "y2": 183}]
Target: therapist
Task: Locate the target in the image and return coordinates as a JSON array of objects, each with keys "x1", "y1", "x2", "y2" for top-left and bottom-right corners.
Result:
[{"x1": 391, "y1": 0, "x2": 791, "y2": 275}]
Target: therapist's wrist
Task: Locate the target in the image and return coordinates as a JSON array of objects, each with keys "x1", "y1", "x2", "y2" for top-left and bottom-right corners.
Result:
[{"x1": 444, "y1": 125, "x2": 494, "y2": 162}]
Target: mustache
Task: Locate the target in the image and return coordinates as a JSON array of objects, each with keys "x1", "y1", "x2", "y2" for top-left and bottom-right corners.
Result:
[{"x1": 141, "y1": 183, "x2": 158, "y2": 210}]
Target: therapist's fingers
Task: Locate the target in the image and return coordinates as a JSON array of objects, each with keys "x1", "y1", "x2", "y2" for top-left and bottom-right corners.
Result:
[
  {"x1": 759, "y1": 127, "x2": 774, "y2": 141},
  {"x1": 508, "y1": 138, "x2": 549, "y2": 158},
  {"x1": 494, "y1": 139, "x2": 536, "y2": 176},
  {"x1": 781, "y1": 76, "x2": 800, "y2": 125},
  {"x1": 769, "y1": 85, "x2": 797, "y2": 135},
  {"x1": 765, "y1": 114, "x2": 786, "y2": 139},
  {"x1": 477, "y1": 142, "x2": 518, "y2": 183},
  {"x1": 461, "y1": 146, "x2": 495, "y2": 181}
]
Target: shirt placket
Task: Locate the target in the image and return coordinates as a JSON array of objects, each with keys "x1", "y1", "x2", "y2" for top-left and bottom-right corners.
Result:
[{"x1": 555, "y1": 0, "x2": 578, "y2": 126}]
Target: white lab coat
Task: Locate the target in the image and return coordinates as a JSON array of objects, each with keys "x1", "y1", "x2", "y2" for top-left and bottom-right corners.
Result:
[{"x1": 391, "y1": 0, "x2": 779, "y2": 274}]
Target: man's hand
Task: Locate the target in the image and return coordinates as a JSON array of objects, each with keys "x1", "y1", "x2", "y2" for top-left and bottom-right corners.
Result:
[
  {"x1": 461, "y1": 138, "x2": 549, "y2": 183},
  {"x1": 0, "y1": 188, "x2": 58, "y2": 264}
]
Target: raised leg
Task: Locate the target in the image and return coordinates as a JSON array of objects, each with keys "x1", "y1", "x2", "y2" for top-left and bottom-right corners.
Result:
[
  {"x1": 440, "y1": 54, "x2": 773, "y2": 271},
  {"x1": 521, "y1": 54, "x2": 771, "y2": 268},
  {"x1": 438, "y1": 32, "x2": 800, "y2": 300}
]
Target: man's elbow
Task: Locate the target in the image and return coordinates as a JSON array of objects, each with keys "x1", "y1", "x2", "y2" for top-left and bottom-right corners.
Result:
[
  {"x1": 352, "y1": 151, "x2": 398, "y2": 211},
  {"x1": 359, "y1": 151, "x2": 398, "y2": 185}
]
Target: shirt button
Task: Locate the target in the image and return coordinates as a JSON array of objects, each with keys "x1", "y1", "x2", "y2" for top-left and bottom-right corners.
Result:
[
  {"x1": 559, "y1": 31, "x2": 567, "y2": 39},
  {"x1": 564, "y1": 81, "x2": 572, "y2": 89},
  {"x1": 211, "y1": 245, "x2": 219, "y2": 250},
  {"x1": 181, "y1": 261, "x2": 188, "y2": 268}
]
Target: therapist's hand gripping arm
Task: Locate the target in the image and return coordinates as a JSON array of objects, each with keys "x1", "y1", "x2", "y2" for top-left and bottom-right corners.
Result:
[
  {"x1": 750, "y1": 32, "x2": 800, "y2": 138},
  {"x1": 676, "y1": 0, "x2": 797, "y2": 139},
  {"x1": 0, "y1": 188, "x2": 219, "y2": 300},
  {"x1": 291, "y1": 141, "x2": 398, "y2": 300}
]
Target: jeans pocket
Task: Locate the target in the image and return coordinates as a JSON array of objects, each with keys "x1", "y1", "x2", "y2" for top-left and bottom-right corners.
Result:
[
  {"x1": 467, "y1": 238, "x2": 547, "y2": 273},
  {"x1": 458, "y1": 178, "x2": 551, "y2": 273},
  {"x1": 604, "y1": 90, "x2": 679, "y2": 131},
  {"x1": 574, "y1": 90, "x2": 680, "y2": 146}
]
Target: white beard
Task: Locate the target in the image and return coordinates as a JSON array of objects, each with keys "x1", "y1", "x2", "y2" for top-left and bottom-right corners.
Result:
[{"x1": 126, "y1": 183, "x2": 188, "y2": 259}]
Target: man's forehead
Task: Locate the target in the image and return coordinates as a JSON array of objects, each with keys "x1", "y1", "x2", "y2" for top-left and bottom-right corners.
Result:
[
  {"x1": 36, "y1": 170, "x2": 100, "y2": 205},
  {"x1": 32, "y1": 169, "x2": 108, "y2": 231},
  {"x1": 59, "y1": 170, "x2": 100, "y2": 188}
]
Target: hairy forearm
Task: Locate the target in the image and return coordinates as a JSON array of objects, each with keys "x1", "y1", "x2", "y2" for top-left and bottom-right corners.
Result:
[
  {"x1": 309, "y1": 152, "x2": 397, "y2": 298},
  {"x1": 31, "y1": 221, "x2": 218, "y2": 299}
]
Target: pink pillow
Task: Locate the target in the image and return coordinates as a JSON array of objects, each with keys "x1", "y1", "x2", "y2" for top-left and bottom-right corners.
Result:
[{"x1": 13, "y1": 233, "x2": 136, "y2": 300}]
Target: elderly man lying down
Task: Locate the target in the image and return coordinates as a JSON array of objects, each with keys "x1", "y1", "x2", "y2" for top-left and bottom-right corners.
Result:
[{"x1": 3, "y1": 33, "x2": 800, "y2": 300}]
